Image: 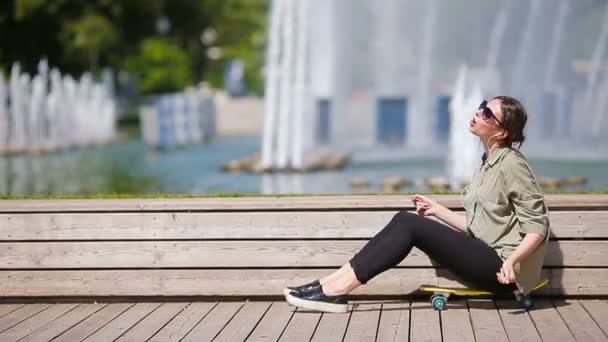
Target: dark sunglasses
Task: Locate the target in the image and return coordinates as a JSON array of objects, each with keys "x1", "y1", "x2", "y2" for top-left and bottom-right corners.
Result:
[{"x1": 478, "y1": 100, "x2": 504, "y2": 126}]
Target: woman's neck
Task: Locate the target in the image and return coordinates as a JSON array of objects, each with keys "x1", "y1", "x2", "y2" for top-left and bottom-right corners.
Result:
[{"x1": 482, "y1": 138, "x2": 505, "y2": 156}]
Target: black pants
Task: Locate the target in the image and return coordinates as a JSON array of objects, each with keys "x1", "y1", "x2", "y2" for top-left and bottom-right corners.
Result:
[{"x1": 349, "y1": 211, "x2": 517, "y2": 293}]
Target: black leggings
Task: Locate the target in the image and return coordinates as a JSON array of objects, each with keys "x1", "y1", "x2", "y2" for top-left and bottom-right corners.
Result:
[{"x1": 349, "y1": 211, "x2": 517, "y2": 293}]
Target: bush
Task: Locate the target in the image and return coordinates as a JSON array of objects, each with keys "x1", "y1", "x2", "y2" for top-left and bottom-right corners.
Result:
[{"x1": 124, "y1": 38, "x2": 192, "y2": 94}]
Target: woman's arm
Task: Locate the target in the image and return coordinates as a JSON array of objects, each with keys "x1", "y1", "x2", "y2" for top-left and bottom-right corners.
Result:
[
  {"x1": 497, "y1": 233, "x2": 545, "y2": 284},
  {"x1": 434, "y1": 206, "x2": 468, "y2": 233},
  {"x1": 411, "y1": 194, "x2": 468, "y2": 232}
]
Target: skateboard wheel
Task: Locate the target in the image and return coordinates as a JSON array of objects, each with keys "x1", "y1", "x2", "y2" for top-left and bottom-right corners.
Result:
[
  {"x1": 522, "y1": 296, "x2": 534, "y2": 310},
  {"x1": 431, "y1": 294, "x2": 447, "y2": 311}
]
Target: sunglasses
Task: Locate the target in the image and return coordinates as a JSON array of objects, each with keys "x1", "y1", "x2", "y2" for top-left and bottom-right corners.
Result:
[{"x1": 478, "y1": 100, "x2": 504, "y2": 126}]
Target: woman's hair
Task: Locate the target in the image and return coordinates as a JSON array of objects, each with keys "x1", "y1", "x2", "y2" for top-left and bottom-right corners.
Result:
[{"x1": 491, "y1": 95, "x2": 527, "y2": 149}]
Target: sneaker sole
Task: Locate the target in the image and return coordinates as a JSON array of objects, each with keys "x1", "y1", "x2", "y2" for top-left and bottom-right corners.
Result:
[{"x1": 284, "y1": 292, "x2": 349, "y2": 314}]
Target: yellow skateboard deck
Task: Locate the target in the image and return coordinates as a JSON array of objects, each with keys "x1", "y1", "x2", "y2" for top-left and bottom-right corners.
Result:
[{"x1": 418, "y1": 279, "x2": 548, "y2": 296}]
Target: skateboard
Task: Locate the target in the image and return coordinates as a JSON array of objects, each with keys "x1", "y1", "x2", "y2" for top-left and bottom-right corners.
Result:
[{"x1": 418, "y1": 279, "x2": 549, "y2": 311}]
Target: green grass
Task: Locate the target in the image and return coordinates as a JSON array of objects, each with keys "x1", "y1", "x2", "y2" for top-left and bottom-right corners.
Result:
[{"x1": 1, "y1": 189, "x2": 608, "y2": 200}]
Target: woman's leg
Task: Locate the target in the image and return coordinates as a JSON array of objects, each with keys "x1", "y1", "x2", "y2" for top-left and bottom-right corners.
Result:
[
  {"x1": 310, "y1": 211, "x2": 416, "y2": 289},
  {"x1": 325, "y1": 211, "x2": 515, "y2": 295}
]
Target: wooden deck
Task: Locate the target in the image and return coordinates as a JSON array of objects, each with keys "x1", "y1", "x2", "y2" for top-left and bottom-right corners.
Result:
[{"x1": 0, "y1": 299, "x2": 606, "y2": 341}]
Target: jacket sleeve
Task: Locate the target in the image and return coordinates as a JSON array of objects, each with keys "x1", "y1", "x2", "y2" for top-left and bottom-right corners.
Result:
[{"x1": 505, "y1": 157, "x2": 550, "y2": 237}]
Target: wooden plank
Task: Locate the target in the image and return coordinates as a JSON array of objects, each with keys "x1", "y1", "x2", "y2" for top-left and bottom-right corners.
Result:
[
  {"x1": 0, "y1": 241, "x2": 428, "y2": 268},
  {"x1": 181, "y1": 302, "x2": 243, "y2": 342},
  {"x1": 544, "y1": 241, "x2": 608, "y2": 266},
  {"x1": 342, "y1": 301, "x2": 381, "y2": 342},
  {"x1": 409, "y1": 300, "x2": 441, "y2": 342},
  {"x1": 19, "y1": 304, "x2": 107, "y2": 342},
  {"x1": 0, "y1": 241, "x2": 426, "y2": 268},
  {"x1": 1, "y1": 194, "x2": 606, "y2": 213},
  {"x1": 115, "y1": 302, "x2": 188, "y2": 342},
  {"x1": 277, "y1": 307, "x2": 322, "y2": 342},
  {"x1": 0, "y1": 305, "x2": 23, "y2": 318},
  {"x1": 548, "y1": 211, "x2": 608, "y2": 238},
  {"x1": 0, "y1": 303, "x2": 77, "y2": 342},
  {"x1": 375, "y1": 300, "x2": 409, "y2": 342},
  {"x1": 0, "y1": 211, "x2": 397, "y2": 240},
  {"x1": 0, "y1": 304, "x2": 50, "y2": 333},
  {"x1": 0, "y1": 196, "x2": 469, "y2": 212},
  {"x1": 467, "y1": 300, "x2": 509, "y2": 342},
  {"x1": 543, "y1": 268, "x2": 608, "y2": 295},
  {"x1": 82, "y1": 303, "x2": 161, "y2": 342},
  {"x1": 52, "y1": 303, "x2": 133, "y2": 342},
  {"x1": 2, "y1": 240, "x2": 601, "y2": 269},
  {"x1": 212, "y1": 301, "x2": 272, "y2": 342},
  {"x1": 0, "y1": 268, "x2": 605, "y2": 297},
  {"x1": 148, "y1": 302, "x2": 217, "y2": 342},
  {"x1": 439, "y1": 299, "x2": 475, "y2": 342},
  {"x1": 2, "y1": 211, "x2": 606, "y2": 240},
  {"x1": 553, "y1": 299, "x2": 607, "y2": 341},
  {"x1": 495, "y1": 300, "x2": 542, "y2": 342},
  {"x1": 246, "y1": 302, "x2": 295, "y2": 342},
  {"x1": 310, "y1": 310, "x2": 352, "y2": 342},
  {"x1": 527, "y1": 300, "x2": 575, "y2": 341},
  {"x1": 580, "y1": 300, "x2": 608, "y2": 336}
]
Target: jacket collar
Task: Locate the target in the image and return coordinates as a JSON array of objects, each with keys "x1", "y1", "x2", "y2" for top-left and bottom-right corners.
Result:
[{"x1": 481, "y1": 145, "x2": 511, "y2": 167}]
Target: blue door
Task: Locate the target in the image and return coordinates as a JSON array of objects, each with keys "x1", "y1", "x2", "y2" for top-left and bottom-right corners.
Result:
[
  {"x1": 435, "y1": 95, "x2": 451, "y2": 142},
  {"x1": 558, "y1": 92, "x2": 572, "y2": 137},
  {"x1": 539, "y1": 92, "x2": 556, "y2": 139},
  {"x1": 377, "y1": 98, "x2": 407, "y2": 145},
  {"x1": 317, "y1": 98, "x2": 331, "y2": 144}
]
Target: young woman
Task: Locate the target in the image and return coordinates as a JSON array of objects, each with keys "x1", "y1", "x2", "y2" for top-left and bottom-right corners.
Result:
[{"x1": 284, "y1": 96, "x2": 550, "y2": 313}]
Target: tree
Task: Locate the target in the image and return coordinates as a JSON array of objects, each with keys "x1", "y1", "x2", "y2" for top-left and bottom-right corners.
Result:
[
  {"x1": 63, "y1": 14, "x2": 118, "y2": 74},
  {"x1": 0, "y1": 0, "x2": 269, "y2": 94},
  {"x1": 203, "y1": 0, "x2": 268, "y2": 94},
  {"x1": 124, "y1": 38, "x2": 192, "y2": 94}
]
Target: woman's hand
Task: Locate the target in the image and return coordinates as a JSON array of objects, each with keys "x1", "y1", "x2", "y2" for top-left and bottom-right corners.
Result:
[
  {"x1": 411, "y1": 194, "x2": 439, "y2": 217},
  {"x1": 497, "y1": 260, "x2": 516, "y2": 284}
]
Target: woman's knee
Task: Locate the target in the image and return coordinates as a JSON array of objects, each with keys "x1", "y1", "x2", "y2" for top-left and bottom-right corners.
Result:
[
  {"x1": 394, "y1": 210, "x2": 417, "y2": 221},
  {"x1": 393, "y1": 210, "x2": 425, "y2": 228}
]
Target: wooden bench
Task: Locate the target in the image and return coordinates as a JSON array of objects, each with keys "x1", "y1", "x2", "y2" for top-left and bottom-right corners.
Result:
[{"x1": 0, "y1": 195, "x2": 606, "y2": 298}]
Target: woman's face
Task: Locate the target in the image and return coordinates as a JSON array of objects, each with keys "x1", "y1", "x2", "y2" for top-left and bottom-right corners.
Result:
[{"x1": 469, "y1": 98, "x2": 506, "y2": 142}]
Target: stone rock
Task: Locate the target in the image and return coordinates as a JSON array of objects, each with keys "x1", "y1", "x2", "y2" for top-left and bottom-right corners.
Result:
[
  {"x1": 560, "y1": 176, "x2": 587, "y2": 186},
  {"x1": 425, "y1": 177, "x2": 449, "y2": 191},
  {"x1": 349, "y1": 177, "x2": 371, "y2": 188},
  {"x1": 538, "y1": 177, "x2": 561, "y2": 189}
]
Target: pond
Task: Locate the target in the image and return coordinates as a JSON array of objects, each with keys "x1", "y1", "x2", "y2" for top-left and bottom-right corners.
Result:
[{"x1": 1, "y1": 136, "x2": 607, "y2": 195}]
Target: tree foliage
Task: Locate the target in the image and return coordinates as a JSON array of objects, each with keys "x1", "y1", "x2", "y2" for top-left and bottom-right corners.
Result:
[
  {"x1": 124, "y1": 38, "x2": 192, "y2": 94},
  {"x1": 0, "y1": 0, "x2": 268, "y2": 94}
]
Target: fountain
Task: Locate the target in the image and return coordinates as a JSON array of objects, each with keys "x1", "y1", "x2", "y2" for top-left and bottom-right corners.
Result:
[
  {"x1": 261, "y1": 0, "x2": 608, "y2": 169},
  {"x1": 447, "y1": 65, "x2": 484, "y2": 190},
  {"x1": 0, "y1": 59, "x2": 117, "y2": 154}
]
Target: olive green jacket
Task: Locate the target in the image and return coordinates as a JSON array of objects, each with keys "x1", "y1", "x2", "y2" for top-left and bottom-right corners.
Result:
[{"x1": 463, "y1": 146, "x2": 550, "y2": 295}]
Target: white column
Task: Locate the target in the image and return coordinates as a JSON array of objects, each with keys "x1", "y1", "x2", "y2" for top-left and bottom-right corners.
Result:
[
  {"x1": 291, "y1": 0, "x2": 309, "y2": 170},
  {"x1": 485, "y1": 1, "x2": 511, "y2": 71},
  {"x1": 409, "y1": 0, "x2": 438, "y2": 148},
  {"x1": 276, "y1": 0, "x2": 296, "y2": 169},
  {"x1": 261, "y1": 0, "x2": 284, "y2": 169},
  {"x1": 543, "y1": 0, "x2": 570, "y2": 90},
  {"x1": 588, "y1": 4, "x2": 608, "y2": 137},
  {"x1": 0, "y1": 75, "x2": 6, "y2": 148},
  {"x1": 511, "y1": 0, "x2": 542, "y2": 95}
]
